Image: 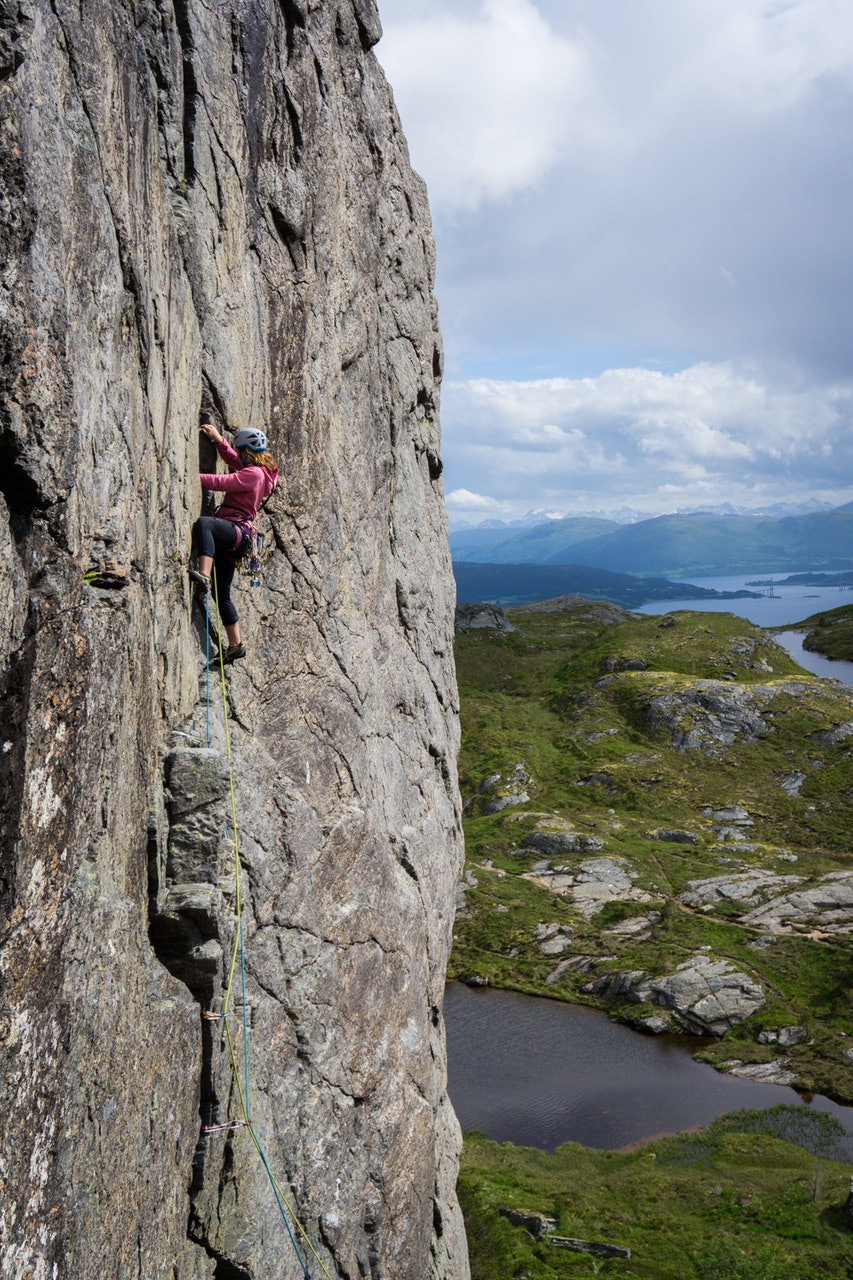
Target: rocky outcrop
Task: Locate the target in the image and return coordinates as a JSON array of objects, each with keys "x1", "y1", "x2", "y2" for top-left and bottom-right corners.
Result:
[
  {"x1": 498, "y1": 1208, "x2": 557, "y2": 1240},
  {"x1": 454, "y1": 602, "x2": 515, "y2": 632},
  {"x1": 681, "y1": 868, "x2": 853, "y2": 936},
  {"x1": 0, "y1": 4, "x2": 467, "y2": 1279},
  {"x1": 722, "y1": 1060, "x2": 797, "y2": 1086},
  {"x1": 598, "y1": 955, "x2": 766, "y2": 1036},
  {"x1": 516, "y1": 595, "x2": 631, "y2": 624},
  {"x1": 521, "y1": 832, "x2": 660, "y2": 918},
  {"x1": 741, "y1": 872, "x2": 853, "y2": 935},
  {"x1": 523, "y1": 825, "x2": 605, "y2": 858},
  {"x1": 644, "y1": 680, "x2": 776, "y2": 755},
  {"x1": 680, "y1": 871, "x2": 804, "y2": 911},
  {"x1": 479, "y1": 762, "x2": 534, "y2": 814}
]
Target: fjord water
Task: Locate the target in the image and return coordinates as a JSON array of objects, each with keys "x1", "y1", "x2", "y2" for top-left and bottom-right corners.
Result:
[
  {"x1": 444, "y1": 983, "x2": 853, "y2": 1155},
  {"x1": 636, "y1": 573, "x2": 853, "y2": 684}
]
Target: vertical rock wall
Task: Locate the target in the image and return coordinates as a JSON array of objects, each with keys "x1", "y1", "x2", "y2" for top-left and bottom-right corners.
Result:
[{"x1": 0, "y1": 2, "x2": 468, "y2": 1277}]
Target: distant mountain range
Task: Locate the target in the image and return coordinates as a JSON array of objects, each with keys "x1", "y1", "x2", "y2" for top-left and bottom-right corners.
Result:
[{"x1": 450, "y1": 504, "x2": 853, "y2": 577}]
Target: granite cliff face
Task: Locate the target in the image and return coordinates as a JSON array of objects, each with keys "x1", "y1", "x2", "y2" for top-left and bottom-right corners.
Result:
[{"x1": 0, "y1": 3, "x2": 467, "y2": 1277}]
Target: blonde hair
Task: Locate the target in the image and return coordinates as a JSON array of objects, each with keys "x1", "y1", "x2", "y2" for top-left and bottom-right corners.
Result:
[{"x1": 238, "y1": 447, "x2": 277, "y2": 473}]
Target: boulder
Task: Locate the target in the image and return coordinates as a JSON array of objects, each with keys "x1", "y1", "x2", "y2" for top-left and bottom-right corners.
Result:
[
  {"x1": 810, "y1": 722, "x2": 853, "y2": 745},
  {"x1": 540, "y1": 934, "x2": 571, "y2": 956},
  {"x1": 701, "y1": 804, "x2": 753, "y2": 825},
  {"x1": 498, "y1": 1209, "x2": 557, "y2": 1240},
  {"x1": 723, "y1": 1060, "x2": 797, "y2": 1087},
  {"x1": 645, "y1": 681, "x2": 778, "y2": 755},
  {"x1": 633, "y1": 1015, "x2": 670, "y2": 1034},
  {"x1": 482, "y1": 762, "x2": 533, "y2": 814},
  {"x1": 523, "y1": 831, "x2": 604, "y2": 856},
  {"x1": 455, "y1": 602, "x2": 516, "y2": 633},
  {"x1": 604, "y1": 955, "x2": 765, "y2": 1036}
]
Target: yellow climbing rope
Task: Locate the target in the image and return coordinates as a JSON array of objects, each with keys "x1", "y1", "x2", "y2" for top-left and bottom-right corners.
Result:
[{"x1": 205, "y1": 565, "x2": 335, "y2": 1280}]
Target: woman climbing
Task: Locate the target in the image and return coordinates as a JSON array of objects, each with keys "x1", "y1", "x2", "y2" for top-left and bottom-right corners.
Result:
[{"x1": 189, "y1": 422, "x2": 279, "y2": 665}]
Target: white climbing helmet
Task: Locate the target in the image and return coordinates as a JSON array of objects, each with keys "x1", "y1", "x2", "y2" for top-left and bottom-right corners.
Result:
[{"x1": 233, "y1": 427, "x2": 268, "y2": 452}]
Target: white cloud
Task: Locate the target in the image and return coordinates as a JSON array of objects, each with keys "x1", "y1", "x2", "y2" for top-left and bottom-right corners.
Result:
[
  {"x1": 445, "y1": 488, "x2": 503, "y2": 511},
  {"x1": 380, "y1": 0, "x2": 853, "y2": 214},
  {"x1": 377, "y1": 0, "x2": 592, "y2": 210},
  {"x1": 377, "y1": 0, "x2": 853, "y2": 519},
  {"x1": 441, "y1": 362, "x2": 853, "y2": 514},
  {"x1": 654, "y1": 0, "x2": 853, "y2": 116}
]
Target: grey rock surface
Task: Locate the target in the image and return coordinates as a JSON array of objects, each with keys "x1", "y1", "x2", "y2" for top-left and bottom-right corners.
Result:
[
  {"x1": 603, "y1": 911, "x2": 662, "y2": 937},
  {"x1": 482, "y1": 762, "x2": 533, "y2": 814},
  {"x1": 605, "y1": 955, "x2": 766, "y2": 1036},
  {"x1": 741, "y1": 872, "x2": 853, "y2": 935},
  {"x1": 644, "y1": 680, "x2": 778, "y2": 755},
  {"x1": 455, "y1": 602, "x2": 515, "y2": 632},
  {"x1": 0, "y1": 4, "x2": 467, "y2": 1278},
  {"x1": 498, "y1": 1209, "x2": 557, "y2": 1240},
  {"x1": 523, "y1": 830, "x2": 605, "y2": 856},
  {"x1": 810, "y1": 721, "x2": 853, "y2": 745},
  {"x1": 701, "y1": 805, "x2": 753, "y2": 825},
  {"x1": 723, "y1": 1060, "x2": 797, "y2": 1087},
  {"x1": 524, "y1": 847, "x2": 659, "y2": 917},
  {"x1": 680, "y1": 871, "x2": 804, "y2": 910}
]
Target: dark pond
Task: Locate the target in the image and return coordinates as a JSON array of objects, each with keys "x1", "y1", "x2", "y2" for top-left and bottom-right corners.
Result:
[{"x1": 444, "y1": 982, "x2": 853, "y2": 1156}]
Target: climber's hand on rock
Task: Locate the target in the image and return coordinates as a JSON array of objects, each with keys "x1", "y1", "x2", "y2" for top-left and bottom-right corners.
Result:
[{"x1": 200, "y1": 422, "x2": 222, "y2": 444}]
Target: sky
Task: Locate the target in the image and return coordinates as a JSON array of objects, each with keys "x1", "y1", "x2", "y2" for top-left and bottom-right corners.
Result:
[{"x1": 374, "y1": 0, "x2": 853, "y2": 526}]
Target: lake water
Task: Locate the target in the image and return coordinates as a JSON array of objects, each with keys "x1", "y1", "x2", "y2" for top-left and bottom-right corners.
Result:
[
  {"x1": 444, "y1": 982, "x2": 853, "y2": 1156},
  {"x1": 636, "y1": 572, "x2": 853, "y2": 686}
]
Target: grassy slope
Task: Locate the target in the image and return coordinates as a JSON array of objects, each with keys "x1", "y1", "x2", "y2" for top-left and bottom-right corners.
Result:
[
  {"x1": 452, "y1": 603, "x2": 853, "y2": 1101},
  {"x1": 789, "y1": 602, "x2": 853, "y2": 662},
  {"x1": 459, "y1": 1126, "x2": 853, "y2": 1279}
]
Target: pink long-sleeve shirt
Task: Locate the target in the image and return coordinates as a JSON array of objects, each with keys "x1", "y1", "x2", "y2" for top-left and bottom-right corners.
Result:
[{"x1": 200, "y1": 438, "x2": 278, "y2": 524}]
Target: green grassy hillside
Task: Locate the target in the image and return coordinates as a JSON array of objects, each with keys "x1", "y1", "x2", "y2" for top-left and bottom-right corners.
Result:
[
  {"x1": 460, "y1": 1111, "x2": 853, "y2": 1279},
  {"x1": 791, "y1": 602, "x2": 853, "y2": 662},
  {"x1": 453, "y1": 601, "x2": 853, "y2": 1101}
]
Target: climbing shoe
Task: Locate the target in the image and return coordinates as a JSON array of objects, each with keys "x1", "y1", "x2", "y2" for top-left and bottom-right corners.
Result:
[
  {"x1": 188, "y1": 568, "x2": 211, "y2": 592},
  {"x1": 210, "y1": 643, "x2": 246, "y2": 669}
]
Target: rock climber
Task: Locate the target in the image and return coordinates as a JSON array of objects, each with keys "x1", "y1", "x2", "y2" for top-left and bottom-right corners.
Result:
[{"x1": 189, "y1": 422, "x2": 279, "y2": 665}]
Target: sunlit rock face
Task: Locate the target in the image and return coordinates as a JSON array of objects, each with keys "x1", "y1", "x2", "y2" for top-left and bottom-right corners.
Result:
[{"x1": 0, "y1": 3, "x2": 468, "y2": 1277}]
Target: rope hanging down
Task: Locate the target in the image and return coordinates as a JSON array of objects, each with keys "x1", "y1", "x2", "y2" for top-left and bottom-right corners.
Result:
[{"x1": 201, "y1": 565, "x2": 335, "y2": 1280}]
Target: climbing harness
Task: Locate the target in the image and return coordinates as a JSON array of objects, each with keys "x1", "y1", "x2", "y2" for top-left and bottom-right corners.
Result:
[
  {"x1": 198, "y1": 566, "x2": 335, "y2": 1280},
  {"x1": 233, "y1": 519, "x2": 264, "y2": 586}
]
